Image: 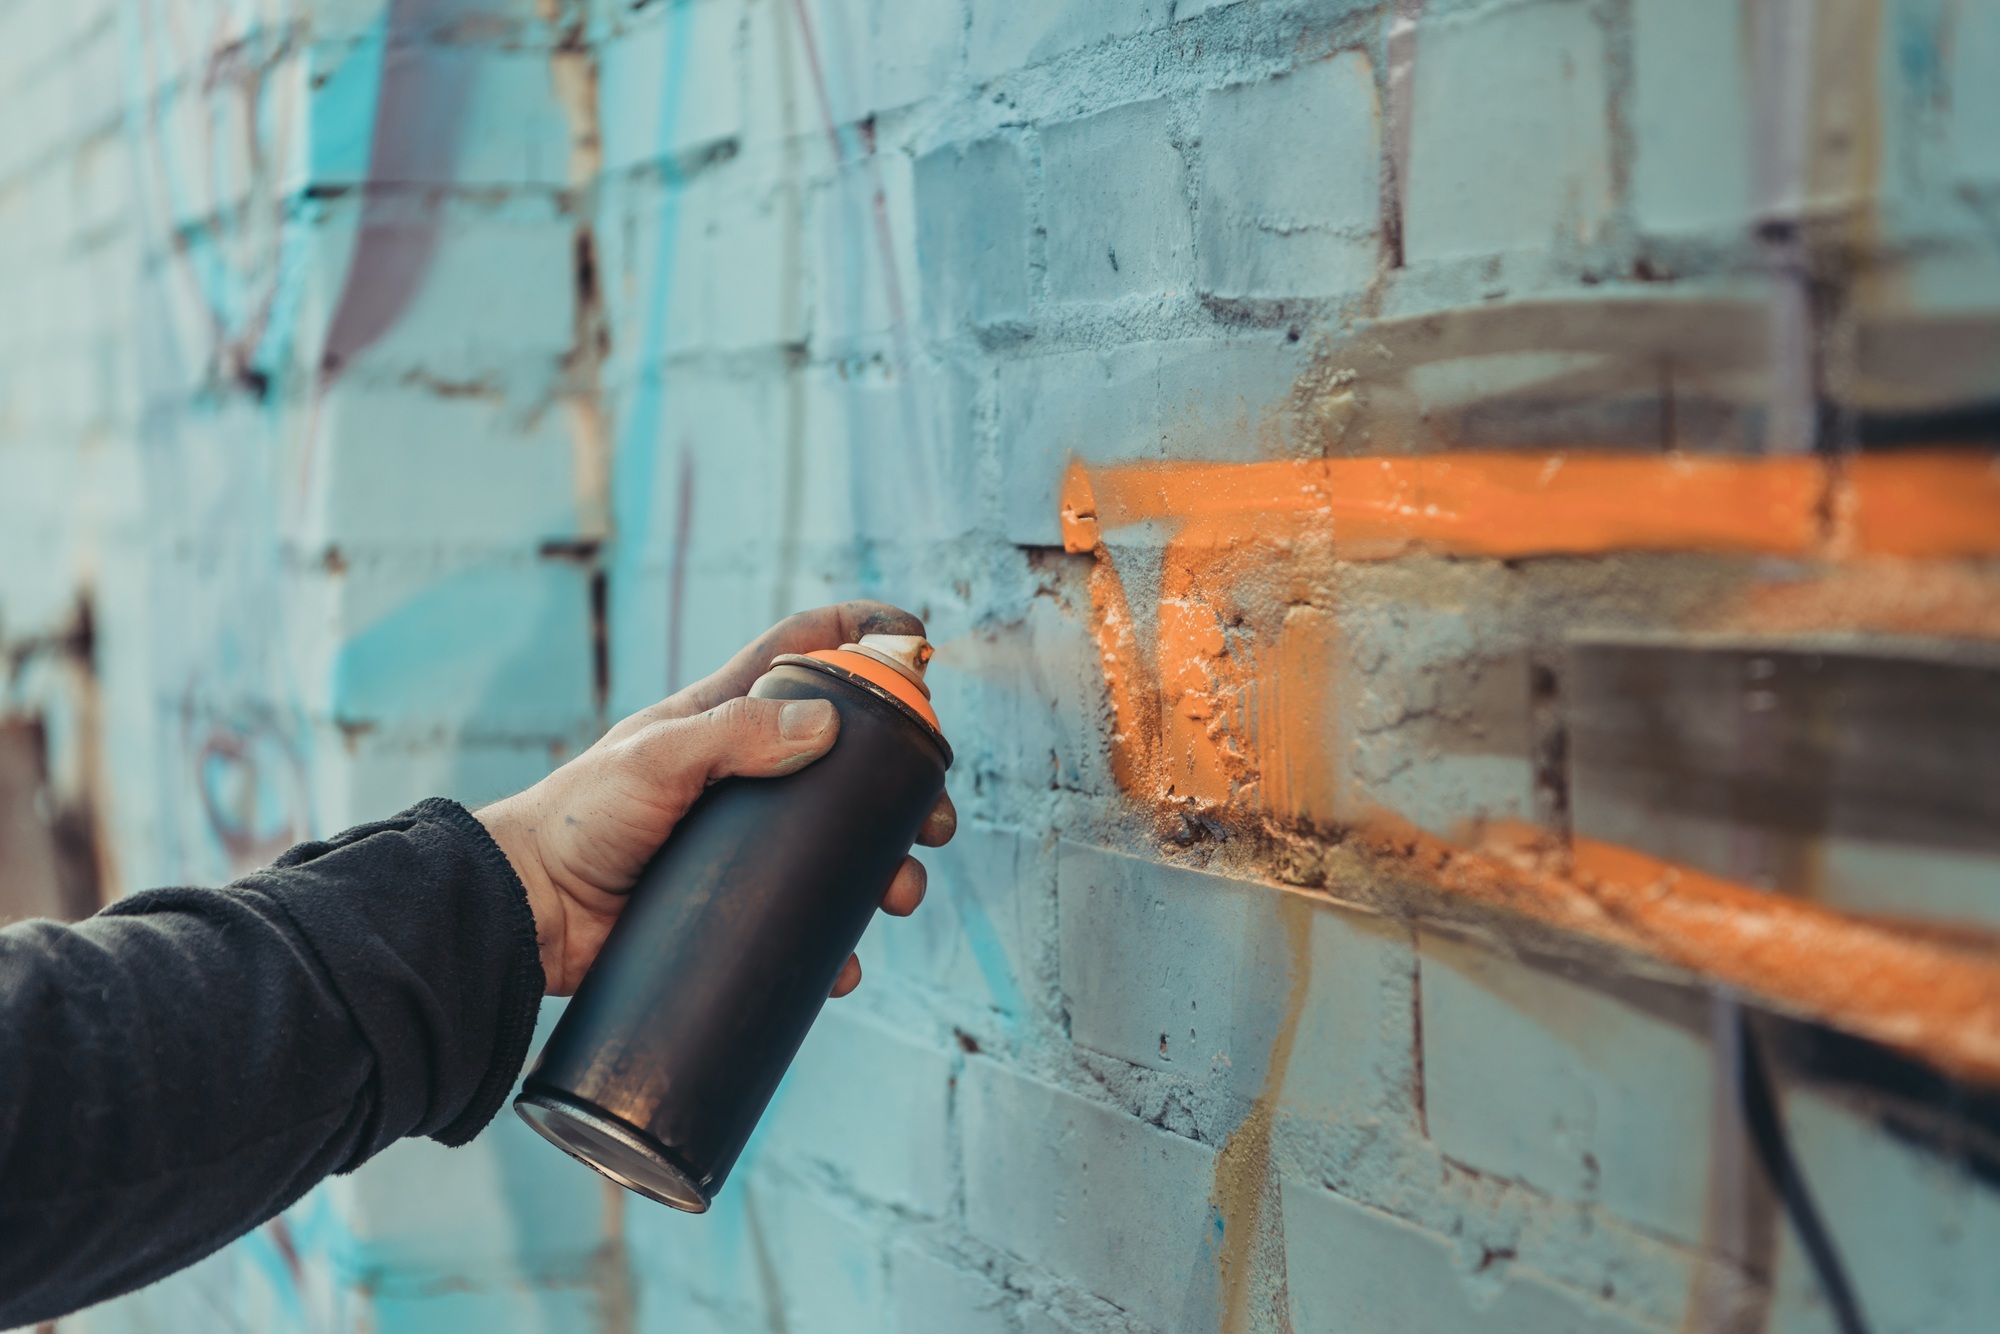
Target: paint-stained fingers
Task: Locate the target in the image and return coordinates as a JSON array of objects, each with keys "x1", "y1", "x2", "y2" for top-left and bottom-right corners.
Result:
[
  {"x1": 653, "y1": 600, "x2": 927, "y2": 722},
  {"x1": 882, "y1": 855, "x2": 926, "y2": 917},
  {"x1": 634, "y1": 696, "x2": 840, "y2": 789},
  {"x1": 831, "y1": 954, "x2": 862, "y2": 998},
  {"x1": 915, "y1": 790, "x2": 956, "y2": 847}
]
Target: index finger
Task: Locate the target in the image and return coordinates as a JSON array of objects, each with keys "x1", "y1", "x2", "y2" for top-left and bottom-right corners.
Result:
[{"x1": 606, "y1": 601, "x2": 925, "y2": 741}]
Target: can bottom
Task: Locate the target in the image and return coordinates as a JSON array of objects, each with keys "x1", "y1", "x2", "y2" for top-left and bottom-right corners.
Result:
[{"x1": 514, "y1": 1089, "x2": 711, "y2": 1213}]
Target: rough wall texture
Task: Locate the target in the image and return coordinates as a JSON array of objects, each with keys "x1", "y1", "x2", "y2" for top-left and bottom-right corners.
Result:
[{"x1": 3, "y1": 0, "x2": 2000, "y2": 1331}]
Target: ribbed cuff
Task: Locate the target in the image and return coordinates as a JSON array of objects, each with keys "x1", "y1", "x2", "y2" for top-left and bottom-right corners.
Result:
[{"x1": 419, "y1": 798, "x2": 547, "y2": 1147}]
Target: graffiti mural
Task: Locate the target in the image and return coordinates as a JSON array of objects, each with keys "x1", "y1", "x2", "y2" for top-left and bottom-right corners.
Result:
[{"x1": 4, "y1": 0, "x2": 1999, "y2": 1330}]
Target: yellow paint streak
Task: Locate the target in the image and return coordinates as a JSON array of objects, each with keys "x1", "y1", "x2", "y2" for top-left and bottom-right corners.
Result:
[{"x1": 1212, "y1": 893, "x2": 1312, "y2": 1334}]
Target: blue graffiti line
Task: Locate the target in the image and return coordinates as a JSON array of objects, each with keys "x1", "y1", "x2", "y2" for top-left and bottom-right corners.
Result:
[
  {"x1": 237, "y1": 1225, "x2": 310, "y2": 1326},
  {"x1": 951, "y1": 886, "x2": 1028, "y2": 1018},
  {"x1": 120, "y1": 0, "x2": 331, "y2": 382},
  {"x1": 609, "y1": 2, "x2": 698, "y2": 652}
]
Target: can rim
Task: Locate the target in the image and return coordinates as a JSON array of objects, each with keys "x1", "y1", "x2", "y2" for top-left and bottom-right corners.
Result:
[
  {"x1": 770, "y1": 653, "x2": 953, "y2": 769},
  {"x1": 514, "y1": 1087, "x2": 711, "y2": 1213}
]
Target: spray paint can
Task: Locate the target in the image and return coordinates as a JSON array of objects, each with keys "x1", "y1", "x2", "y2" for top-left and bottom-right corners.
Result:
[{"x1": 514, "y1": 634, "x2": 951, "y2": 1212}]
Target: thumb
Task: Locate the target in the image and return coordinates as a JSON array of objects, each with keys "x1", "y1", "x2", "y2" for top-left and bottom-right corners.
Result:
[{"x1": 670, "y1": 694, "x2": 840, "y2": 784}]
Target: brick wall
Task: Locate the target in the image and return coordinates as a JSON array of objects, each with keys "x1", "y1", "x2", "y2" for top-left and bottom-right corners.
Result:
[{"x1": 4, "y1": 1, "x2": 1999, "y2": 1331}]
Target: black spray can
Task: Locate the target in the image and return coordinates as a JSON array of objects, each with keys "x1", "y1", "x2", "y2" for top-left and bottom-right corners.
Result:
[{"x1": 515, "y1": 634, "x2": 951, "y2": 1211}]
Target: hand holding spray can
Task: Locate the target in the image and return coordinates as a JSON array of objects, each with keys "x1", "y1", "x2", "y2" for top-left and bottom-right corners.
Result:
[{"x1": 515, "y1": 633, "x2": 951, "y2": 1211}]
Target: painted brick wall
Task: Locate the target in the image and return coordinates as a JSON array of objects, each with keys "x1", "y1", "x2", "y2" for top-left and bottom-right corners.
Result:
[{"x1": 4, "y1": 2, "x2": 1999, "y2": 1332}]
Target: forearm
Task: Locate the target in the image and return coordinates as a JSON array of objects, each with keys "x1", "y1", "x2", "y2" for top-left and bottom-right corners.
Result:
[{"x1": 0, "y1": 798, "x2": 543, "y2": 1328}]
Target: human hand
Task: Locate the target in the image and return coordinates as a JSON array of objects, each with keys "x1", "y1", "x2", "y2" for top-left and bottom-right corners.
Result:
[{"x1": 477, "y1": 601, "x2": 957, "y2": 996}]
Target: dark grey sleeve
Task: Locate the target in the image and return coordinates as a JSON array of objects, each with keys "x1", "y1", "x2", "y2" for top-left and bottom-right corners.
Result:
[{"x1": 0, "y1": 797, "x2": 545, "y2": 1329}]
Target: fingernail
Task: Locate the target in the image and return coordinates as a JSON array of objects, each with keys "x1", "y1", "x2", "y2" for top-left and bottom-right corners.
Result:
[{"x1": 780, "y1": 698, "x2": 834, "y2": 740}]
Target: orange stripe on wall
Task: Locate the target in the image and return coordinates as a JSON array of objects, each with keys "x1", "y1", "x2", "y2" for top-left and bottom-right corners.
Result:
[
  {"x1": 1844, "y1": 451, "x2": 2000, "y2": 558},
  {"x1": 1340, "y1": 816, "x2": 2000, "y2": 1088},
  {"x1": 1069, "y1": 453, "x2": 1828, "y2": 559},
  {"x1": 1069, "y1": 450, "x2": 2000, "y2": 560}
]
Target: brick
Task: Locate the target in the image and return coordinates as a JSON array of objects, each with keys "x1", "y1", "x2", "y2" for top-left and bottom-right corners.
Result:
[
  {"x1": 70, "y1": 133, "x2": 129, "y2": 244},
  {"x1": 1345, "y1": 639, "x2": 1535, "y2": 838},
  {"x1": 1629, "y1": 0, "x2": 1751, "y2": 235},
  {"x1": 1566, "y1": 637, "x2": 2000, "y2": 928},
  {"x1": 300, "y1": 196, "x2": 577, "y2": 386},
  {"x1": 600, "y1": 162, "x2": 804, "y2": 371},
  {"x1": 1417, "y1": 931, "x2": 1713, "y2": 1246},
  {"x1": 364, "y1": 1287, "x2": 607, "y2": 1333},
  {"x1": 1275, "y1": 904, "x2": 1421, "y2": 1131},
  {"x1": 326, "y1": 558, "x2": 595, "y2": 737},
  {"x1": 1058, "y1": 842, "x2": 1267, "y2": 1084},
  {"x1": 1952, "y1": 4, "x2": 2000, "y2": 184},
  {"x1": 794, "y1": 358, "x2": 983, "y2": 545},
  {"x1": 759, "y1": 1007, "x2": 954, "y2": 1215},
  {"x1": 960, "y1": 1057, "x2": 1220, "y2": 1330},
  {"x1": 1057, "y1": 842, "x2": 1418, "y2": 1122},
  {"x1": 994, "y1": 334, "x2": 1314, "y2": 544},
  {"x1": 313, "y1": 730, "x2": 559, "y2": 830},
  {"x1": 748, "y1": 0, "x2": 961, "y2": 127},
  {"x1": 601, "y1": 362, "x2": 786, "y2": 570},
  {"x1": 871, "y1": 0, "x2": 962, "y2": 112},
  {"x1": 1174, "y1": 0, "x2": 1245, "y2": 17},
  {"x1": 301, "y1": 38, "x2": 577, "y2": 191},
  {"x1": 59, "y1": 21, "x2": 121, "y2": 144},
  {"x1": 1404, "y1": 0, "x2": 1613, "y2": 260},
  {"x1": 1198, "y1": 54, "x2": 1382, "y2": 298},
  {"x1": 1018, "y1": 1310, "x2": 1085, "y2": 1334},
  {"x1": 917, "y1": 591, "x2": 1115, "y2": 805},
  {"x1": 809, "y1": 149, "x2": 922, "y2": 352},
  {"x1": 738, "y1": 0, "x2": 832, "y2": 153},
  {"x1": 914, "y1": 135, "x2": 1032, "y2": 337},
  {"x1": 603, "y1": 353, "x2": 979, "y2": 568},
  {"x1": 1042, "y1": 98, "x2": 1194, "y2": 302},
  {"x1": 621, "y1": 1162, "x2": 773, "y2": 1328},
  {"x1": 743, "y1": 1182, "x2": 892, "y2": 1334},
  {"x1": 856, "y1": 822, "x2": 1036, "y2": 1017},
  {"x1": 890, "y1": 1245, "x2": 1013, "y2": 1334},
  {"x1": 329, "y1": 1099, "x2": 608, "y2": 1285},
  {"x1": 1281, "y1": 1181, "x2": 1666, "y2": 1333},
  {"x1": 60, "y1": 1231, "x2": 324, "y2": 1330},
  {"x1": 967, "y1": 0, "x2": 1170, "y2": 81},
  {"x1": 310, "y1": 383, "x2": 583, "y2": 551},
  {"x1": 599, "y1": 0, "x2": 745, "y2": 175},
  {"x1": 608, "y1": 562, "x2": 782, "y2": 719}
]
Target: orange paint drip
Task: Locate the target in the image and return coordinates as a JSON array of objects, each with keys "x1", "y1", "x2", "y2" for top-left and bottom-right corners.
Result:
[
  {"x1": 1843, "y1": 451, "x2": 2000, "y2": 558},
  {"x1": 1067, "y1": 459, "x2": 1350, "y2": 816}
]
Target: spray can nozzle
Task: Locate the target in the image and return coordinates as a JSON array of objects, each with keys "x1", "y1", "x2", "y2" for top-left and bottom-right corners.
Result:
[{"x1": 844, "y1": 634, "x2": 934, "y2": 696}]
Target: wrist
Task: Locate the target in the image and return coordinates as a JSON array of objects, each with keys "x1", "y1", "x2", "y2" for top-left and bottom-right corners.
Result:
[{"x1": 475, "y1": 794, "x2": 567, "y2": 991}]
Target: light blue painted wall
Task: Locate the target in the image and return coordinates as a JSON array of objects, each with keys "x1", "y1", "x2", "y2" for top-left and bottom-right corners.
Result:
[{"x1": 2, "y1": 1, "x2": 1997, "y2": 1331}]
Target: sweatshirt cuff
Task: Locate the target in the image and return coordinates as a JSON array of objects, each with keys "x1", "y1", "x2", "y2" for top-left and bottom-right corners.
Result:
[{"x1": 418, "y1": 798, "x2": 547, "y2": 1147}]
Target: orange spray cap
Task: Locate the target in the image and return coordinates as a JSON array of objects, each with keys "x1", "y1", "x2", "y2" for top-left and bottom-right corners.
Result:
[{"x1": 805, "y1": 633, "x2": 942, "y2": 733}]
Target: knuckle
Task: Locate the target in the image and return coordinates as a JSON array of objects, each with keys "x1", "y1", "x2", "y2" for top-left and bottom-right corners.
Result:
[
  {"x1": 621, "y1": 719, "x2": 681, "y2": 771},
  {"x1": 712, "y1": 695, "x2": 780, "y2": 747}
]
